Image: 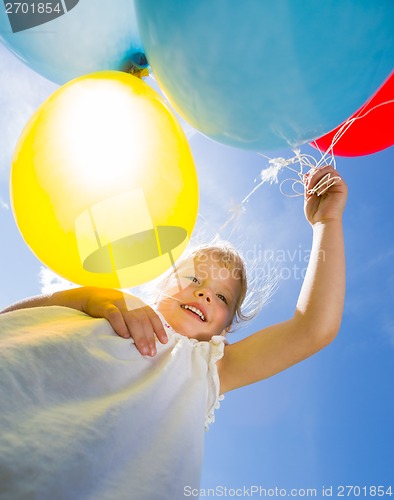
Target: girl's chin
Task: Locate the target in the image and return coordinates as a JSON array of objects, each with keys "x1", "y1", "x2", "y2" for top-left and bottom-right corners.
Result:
[
  {"x1": 170, "y1": 320, "x2": 212, "y2": 341},
  {"x1": 157, "y1": 307, "x2": 216, "y2": 340},
  {"x1": 173, "y1": 322, "x2": 199, "y2": 338}
]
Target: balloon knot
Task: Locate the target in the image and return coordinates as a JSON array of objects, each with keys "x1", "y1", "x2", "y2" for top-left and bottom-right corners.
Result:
[
  {"x1": 122, "y1": 51, "x2": 150, "y2": 79},
  {"x1": 129, "y1": 67, "x2": 150, "y2": 79}
]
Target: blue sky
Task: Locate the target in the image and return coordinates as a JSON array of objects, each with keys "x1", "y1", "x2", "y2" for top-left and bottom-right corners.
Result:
[{"x1": 1, "y1": 36, "x2": 394, "y2": 500}]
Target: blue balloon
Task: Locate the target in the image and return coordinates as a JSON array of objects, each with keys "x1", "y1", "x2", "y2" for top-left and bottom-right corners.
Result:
[
  {"x1": 135, "y1": 0, "x2": 394, "y2": 151},
  {"x1": 0, "y1": 0, "x2": 147, "y2": 84}
]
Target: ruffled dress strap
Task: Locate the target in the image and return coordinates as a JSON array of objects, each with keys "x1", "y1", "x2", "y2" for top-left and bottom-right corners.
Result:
[{"x1": 204, "y1": 334, "x2": 227, "y2": 431}]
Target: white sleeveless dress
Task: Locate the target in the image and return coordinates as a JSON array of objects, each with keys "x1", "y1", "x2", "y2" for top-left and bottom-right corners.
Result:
[{"x1": 0, "y1": 306, "x2": 225, "y2": 500}]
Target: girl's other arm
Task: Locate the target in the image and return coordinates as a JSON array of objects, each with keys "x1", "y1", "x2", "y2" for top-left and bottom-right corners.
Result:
[
  {"x1": 1, "y1": 288, "x2": 87, "y2": 314},
  {"x1": 218, "y1": 165, "x2": 347, "y2": 393},
  {"x1": 0, "y1": 287, "x2": 167, "y2": 357}
]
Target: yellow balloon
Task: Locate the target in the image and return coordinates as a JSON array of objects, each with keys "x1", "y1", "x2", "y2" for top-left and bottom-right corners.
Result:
[{"x1": 11, "y1": 71, "x2": 198, "y2": 288}]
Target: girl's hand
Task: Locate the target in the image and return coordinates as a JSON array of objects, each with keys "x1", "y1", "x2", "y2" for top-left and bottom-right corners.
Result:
[
  {"x1": 78, "y1": 287, "x2": 167, "y2": 356},
  {"x1": 304, "y1": 165, "x2": 348, "y2": 226}
]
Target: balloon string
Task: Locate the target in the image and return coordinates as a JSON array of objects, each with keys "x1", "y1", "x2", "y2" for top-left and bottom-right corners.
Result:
[
  {"x1": 258, "y1": 97, "x2": 394, "y2": 198},
  {"x1": 306, "y1": 171, "x2": 341, "y2": 197},
  {"x1": 219, "y1": 97, "x2": 393, "y2": 233}
]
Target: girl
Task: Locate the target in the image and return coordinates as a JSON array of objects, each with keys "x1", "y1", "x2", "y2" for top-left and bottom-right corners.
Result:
[{"x1": 0, "y1": 165, "x2": 347, "y2": 499}]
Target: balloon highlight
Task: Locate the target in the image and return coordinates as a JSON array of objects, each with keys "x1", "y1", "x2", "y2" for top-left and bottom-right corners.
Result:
[{"x1": 11, "y1": 71, "x2": 198, "y2": 288}]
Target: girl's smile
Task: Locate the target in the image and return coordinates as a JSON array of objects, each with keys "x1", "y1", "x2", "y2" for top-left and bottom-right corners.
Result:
[{"x1": 156, "y1": 254, "x2": 241, "y2": 341}]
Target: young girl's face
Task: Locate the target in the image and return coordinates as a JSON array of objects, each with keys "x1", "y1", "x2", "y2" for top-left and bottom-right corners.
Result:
[{"x1": 156, "y1": 253, "x2": 241, "y2": 341}]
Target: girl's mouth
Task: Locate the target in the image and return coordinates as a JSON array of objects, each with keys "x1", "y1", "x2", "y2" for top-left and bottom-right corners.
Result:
[{"x1": 181, "y1": 304, "x2": 206, "y2": 322}]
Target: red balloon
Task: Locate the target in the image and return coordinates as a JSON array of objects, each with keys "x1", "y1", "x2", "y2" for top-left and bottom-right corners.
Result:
[{"x1": 312, "y1": 72, "x2": 394, "y2": 157}]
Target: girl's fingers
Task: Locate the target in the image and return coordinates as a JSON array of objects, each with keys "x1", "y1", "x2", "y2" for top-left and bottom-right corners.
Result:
[
  {"x1": 131, "y1": 329, "x2": 153, "y2": 356},
  {"x1": 146, "y1": 308, "x2": 168, "y2": 345},
  {"x1": 98, "y1": 294, "x2": 168, "y2": 357},
  {"x1": 123, "y1": 314, "x2": 152, "y2": 356},
  {"x1": 124, "y1": 308, "x2": 165, "y2": 357},
  {"x1": 102, "y1": 305, "x2": 130, "y2": 339},
  {"x1": 140, "y1": 315, "x2": 157, "y2": 356},
  {"x1": 304, "y1": 166, "x2": 340, "y2": 197},
  {"x1": 308, "y1": 173, "x2": 341, "y2": 196},
  {"x1": 124, "y1": 312, "x2": 153, "y2": 356},
  {"x1": 305, "y1": 165, "x2": 330, "y2": 186}
]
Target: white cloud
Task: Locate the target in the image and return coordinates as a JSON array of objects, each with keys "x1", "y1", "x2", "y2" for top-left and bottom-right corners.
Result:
[
  {"x1": 39, "y1": 267, "x2": 77, "y2": 294},
  {"x1": 0, "y1": 197, "x2": 9, "y2": 210},
  {"x1": 365, "y1": 248, "x2": 394, "y2": 271}
]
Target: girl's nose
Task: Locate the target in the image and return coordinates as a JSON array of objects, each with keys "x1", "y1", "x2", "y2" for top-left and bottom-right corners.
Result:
[{"x1": 195, "y1": 289, "x2": 211, "y2": 303}]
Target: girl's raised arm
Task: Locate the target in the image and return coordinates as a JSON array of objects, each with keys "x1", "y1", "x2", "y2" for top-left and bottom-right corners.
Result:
[{"x1": 217, "y1": 165, "x2": 347, "y2": 393}]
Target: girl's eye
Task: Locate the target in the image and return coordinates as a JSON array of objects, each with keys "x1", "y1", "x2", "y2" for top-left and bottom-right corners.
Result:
[
  {"x1": 186, "y1": 276, "x2": 200, "y2": 285},
  {"x1": 217, "y1": 294, "x2": 228, "y2": 305}
]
